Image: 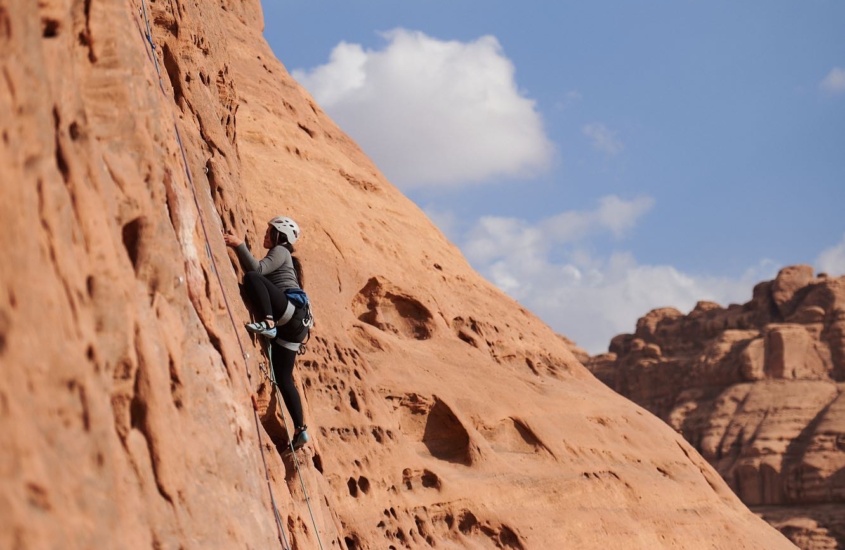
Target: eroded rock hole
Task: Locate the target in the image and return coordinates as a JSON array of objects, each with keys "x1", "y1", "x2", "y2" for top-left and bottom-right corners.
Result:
[
  {"x1": 358, "y1": 476, "x2": 370, "y2": 494},
  {"x1": 206, "y1": 330, "x2": 223, "y2": 359},
  {"x1": 42, "y1": 18, "x2": 59, "y2": 37},
  {"x1": 423, "y1": 399, "x2": 472, "y2": 465},
  {"x1": 122, "y1": 218, "x2": 143, "y2": 269},
  {"x1": 129, "y1": 393, "x2": 145, "y2": 431},
  {"x1": 458, "y1": 511, "x2": 478, "y2": 534},
  {"x1": 161, "y1": 44, "x2": 184, "y2": 104},
  {"x1": 457, "y1": 331, "x2": 478, "y2": 347},
  {"x1": 53, "y1": 108, "x2": 69, "y2": 181},
  {"x1": 0, "y1": 311, "x2": 8, "y2": 355},
  {"x1": 500, "y1": 525, "x2": 524, "y2": 549},
  {"x1": 421, "y1": 470, "x2": 440, "y2": 489},
  {"x1": 169, "y1": 357, "x2": 183, "y2": 409},
  {"x1": 355, "y1": 278, "x2": 435, "y2": 340},
  {"x1": 297, "y1": 123, "x2": 315, "y2": 138}
]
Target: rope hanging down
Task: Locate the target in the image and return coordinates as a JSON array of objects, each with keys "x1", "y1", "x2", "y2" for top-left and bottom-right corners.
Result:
[
  {"x1": 265, "y1": 344, "x2": 326, "y2": 550},
  {"x1": 251, "y1": 392, "x2": 291, "y2": 550},
  {"x1": 136, "y1": 1, "x2": 294, "y2": 547}
]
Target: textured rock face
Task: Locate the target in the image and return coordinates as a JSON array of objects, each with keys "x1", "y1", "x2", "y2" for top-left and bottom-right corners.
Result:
[
  {"x1": 0, "y1": 0, "x2": 796, "y2": 548},
  {"x1": 587, "y1": 267, "x2": 845, "y2": 548}
]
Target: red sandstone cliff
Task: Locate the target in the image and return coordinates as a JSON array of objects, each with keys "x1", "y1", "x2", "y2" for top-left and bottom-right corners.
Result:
[
  {"x1": 0, "y1": 0, "x2": 797, "y2": 548},
  {"x1": 587, "y1": 266, "x2": 845, "y2": 549}
]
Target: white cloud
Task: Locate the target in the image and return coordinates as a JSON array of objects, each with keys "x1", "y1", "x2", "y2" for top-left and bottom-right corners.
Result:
[
  {"x1": 593, "y1": 195, "x2": 654, "y2": 237},
  {"x1": 820, "y1": 67, "x2": 845, "y2": 94},
  {"x1": 817, "y1": 234, "x2": 845, "y2": 275},
  {"x1": 292, "y1": 42, "x2": 368, "y2": 106},
  {"x1": 523, "y1": 255, "x2": 774, "y2": 355},
  {"x1": 461, "y1": 199, "x2": 777, "y2": 354},
  {"x1": 465, "y1": 195, "x2": 653, "y2": 265},
  {"x1": 293, "y1": 29, "x2": 554, "y2": 189},
  {"x1": 555, "y1": 90, "x2": 583, "y2": 110},
  {"x1": 582, "y1": 122, "x2": 624, "y2": 155}
]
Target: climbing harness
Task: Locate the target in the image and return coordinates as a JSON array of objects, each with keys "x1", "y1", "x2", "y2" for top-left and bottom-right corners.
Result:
[
  {"x1": 273, "y1": 328, "x2": 310, "y2": 355},
  {"x1": 274, "y1": 338, "x2": 304, "y2": 353},
  {"x1": 274, "y1": 290, "x2": 313, "y2": 354},
  {"x1": 277, "y1": 301, "x2": 296, "y2": 326}
]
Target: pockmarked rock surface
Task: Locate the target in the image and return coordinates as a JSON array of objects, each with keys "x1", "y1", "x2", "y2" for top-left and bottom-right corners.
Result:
[
  {"x1": 0, "y1": 0, "x2": 796, "y2": 548},
  {"x1": 587, "y1": 266, "x2": 845, "y2": 549}
]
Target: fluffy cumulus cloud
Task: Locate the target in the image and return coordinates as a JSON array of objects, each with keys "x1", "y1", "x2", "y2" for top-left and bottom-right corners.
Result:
[
  {"x1": 465, "y1": 195, "x2": 654, "y2": 269},
  {"x1": 820, "y1": 67, "x2": 845, "y2": 94},
  {"x1": 582, "y1": 122, "x2": 624, "y2": 155},
  {"x1": 461, "y1": 197, "x2": 775, "y2": 353},
  {"x1": 817, "y1": 234, "x2": 845, "y2": 275},
  {"x1": 519, "y1": 257, "x2": 772, "y2": 355},
  {"x1": 292, "y1": 29, "x2": 554, "y2": 188}
]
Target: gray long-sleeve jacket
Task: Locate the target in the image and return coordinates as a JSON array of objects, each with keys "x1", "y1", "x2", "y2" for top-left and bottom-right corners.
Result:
[{"x1": 235, "y1": 243, "x2": 300, "y2": 291}]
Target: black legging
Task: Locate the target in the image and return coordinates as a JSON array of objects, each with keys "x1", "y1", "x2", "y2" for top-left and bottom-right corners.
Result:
[
  {"x1": 243, "y1": 270, "x2": 291, "y2": 323},
  {"x1": 243, "y1": 271, "x2": 306, "y2": 429},
  {"x1": 269, "y1": 342, "x2": 304, "y2": 429}
]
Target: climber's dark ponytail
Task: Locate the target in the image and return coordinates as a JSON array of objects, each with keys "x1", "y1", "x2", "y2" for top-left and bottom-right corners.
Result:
[{"x1": 291, "y1": 255, "x2": 305, "y2": 289}]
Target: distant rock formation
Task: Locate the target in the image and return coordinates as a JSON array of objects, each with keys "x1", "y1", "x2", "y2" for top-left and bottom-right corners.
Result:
[{"x1": 587, "y1": 266, "x2": 845, "y2": 548}]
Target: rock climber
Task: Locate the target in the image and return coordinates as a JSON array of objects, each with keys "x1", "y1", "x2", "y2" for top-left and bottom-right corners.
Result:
[{"x1": 224, "y1": 216, "x2": 311, "y2": 451}]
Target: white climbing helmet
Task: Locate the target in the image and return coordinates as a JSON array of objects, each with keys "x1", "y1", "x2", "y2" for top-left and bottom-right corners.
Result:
[{"x1": 268, "y1": 216, "x2": 300, "y2": 245}]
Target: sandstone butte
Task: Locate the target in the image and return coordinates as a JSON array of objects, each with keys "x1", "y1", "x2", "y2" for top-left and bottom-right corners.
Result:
[
  {"x1": 586, "y1": 265, "x2": 845, "y2": 550},
  {"x1": 0, "y1": 1, "x2": 798, "y2": 549}
]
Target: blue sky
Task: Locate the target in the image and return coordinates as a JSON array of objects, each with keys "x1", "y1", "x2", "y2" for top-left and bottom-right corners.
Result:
[{"x1": 261, "y1": 1, "x2": 845, "y2": 353}]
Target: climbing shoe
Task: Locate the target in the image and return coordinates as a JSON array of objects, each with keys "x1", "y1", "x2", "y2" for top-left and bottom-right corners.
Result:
[
  {"x1": 291, "y1": 426, "x2": 309, "y2": 450},
  {"x1": 245, "y1": 320, "x2": 277, "y2": 338}
]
